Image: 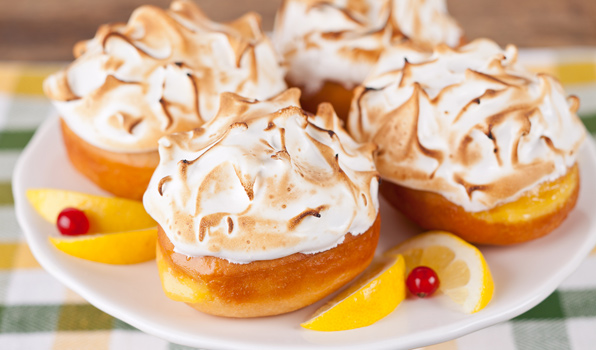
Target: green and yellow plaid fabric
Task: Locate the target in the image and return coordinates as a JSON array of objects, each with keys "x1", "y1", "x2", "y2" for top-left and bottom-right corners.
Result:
[{"x1": 1, "y1": 53, "x2": 596, "y2": 350}]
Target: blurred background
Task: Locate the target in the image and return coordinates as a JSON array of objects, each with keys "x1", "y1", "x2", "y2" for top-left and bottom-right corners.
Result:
[{"x1": 0, "y1": 0, "x2": 595, "y2": 61}]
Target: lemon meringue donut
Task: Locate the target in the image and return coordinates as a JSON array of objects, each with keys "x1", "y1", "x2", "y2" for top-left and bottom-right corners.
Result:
[
  {"x1": 348, "y1": 39, "x2": 586, "y2": 245},
  {"x1": 143, "y1": 88, "x2": 380, "y2": 317},
  {"x1": 272, "y1": 0, "x2": 463, "y2": 120},
  {"x1": 44, "y1": 1, "x2": 286, "y2": 200}
]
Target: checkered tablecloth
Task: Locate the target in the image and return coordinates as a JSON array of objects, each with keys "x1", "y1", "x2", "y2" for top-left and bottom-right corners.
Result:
[{"x1": 1, "y1": 51, "x2": 596, "y2": 350}]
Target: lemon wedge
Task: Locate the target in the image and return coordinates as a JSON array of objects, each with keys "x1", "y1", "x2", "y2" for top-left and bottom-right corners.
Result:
[
  {"x1": 27, "y1": 188, "x2": 157, "y2": 264},
  {"x1": 26, "y1": 188, "x2": 155, "y2": 233},
  {"x1": 49, "y1": 228, "x2": 157, "y2": 264},
  {"x1": 301, "y1": 255, "x2": 405, "y2": 331},
  {"x1": 385, "y1": 231, "x2": 494, "y2": 313}
]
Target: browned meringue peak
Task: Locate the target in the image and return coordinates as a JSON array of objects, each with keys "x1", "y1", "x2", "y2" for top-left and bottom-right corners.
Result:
[
  {"x1": 44, "y1": 0, "x2": 286, "y2": 153},
  {"x1": 348, "y1": 39, "x2": 586, "y2": 212},
  {"x1": 272, "y1": 0, "x2": 464, "y2": 94},
  {"x1": 143, "y1": 88, "x2": 379, "y2": 263},
  {"x1": 391, "y1": 0, "x2": 464, "y2": 51}
]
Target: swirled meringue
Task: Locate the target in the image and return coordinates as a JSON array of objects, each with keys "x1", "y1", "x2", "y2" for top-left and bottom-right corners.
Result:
[
  {"x1": 44, "y1": 1, "x2": 286, "y2": 153},
  {"x1": 391, "y1": 0, "x2": 463, "y2": 50},
  {"x1": 272, "y1": 0, "x2": 463, "y2": 94},
  {"x1": 143, "y1": 89, "x2": 379, "y2": 263},
  {"x1": 348, "y1": 39, "x2": 586, "y2": 212}
]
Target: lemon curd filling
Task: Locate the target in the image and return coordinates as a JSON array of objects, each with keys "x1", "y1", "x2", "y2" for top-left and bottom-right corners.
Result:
[
  {"x1": 471, "y1": 165, "x2": 579, "y2": 224},
  {"x1": 156, "y1": 247, "x2": 210, "y2": 304}
]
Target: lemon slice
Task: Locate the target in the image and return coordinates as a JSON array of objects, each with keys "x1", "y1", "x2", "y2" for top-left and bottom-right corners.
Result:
[
  {"x1": 301, "y1": 255, "x2": 405, "y2": 331},
  {"x1": 49, "y1": 228, "x2": 157, "y2": 264},
  {"x1": 386, "y1": 231, "x2": 494, "y2": 313},
  {"x1": 26, "y1": 188, "x2": 155, "y2": 233}
]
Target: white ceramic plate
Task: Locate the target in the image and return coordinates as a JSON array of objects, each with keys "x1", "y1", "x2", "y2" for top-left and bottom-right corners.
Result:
[{"x1": 13, "y1": 115, "x2": 596, "y2": 350}]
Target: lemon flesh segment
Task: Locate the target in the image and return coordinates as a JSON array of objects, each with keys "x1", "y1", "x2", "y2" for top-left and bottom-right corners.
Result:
[
  {"x1": 386, "y1": 231, "x2": 494, "y2": 314},
  {"x1": 26, "y1": 188, "x2": 155, "y2": 233},
  {"x1": 301, "y1": 255, "x2": 406, "y2": 332},
  {"x1": 155, "y1": 247, "x2": 209, "y2": 303},
  {"x1": 48, "y1": 228, "x2": 157, "y2": 264}
]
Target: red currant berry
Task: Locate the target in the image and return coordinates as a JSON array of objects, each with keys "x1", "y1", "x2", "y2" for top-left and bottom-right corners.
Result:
[
  {"x1": 406, "y1": 266, "x2": 440, "y2": 298},
  {"x1": 56, "y1": 208, "x2": 90, "y2": 236}
]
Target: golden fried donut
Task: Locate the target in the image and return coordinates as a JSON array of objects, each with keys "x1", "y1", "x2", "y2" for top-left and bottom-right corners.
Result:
[
  {"x1": 156, "y1": 215, "x2": 380, "y2": 318},
  {"x1": 144, "y1": 90, "x2": 381, "y2": 317},
  {"x1": 60, "y1": 119, "x2": 158, "y2": 200},
  {"x1": 348, "y1": 39, "x2": 586, "y2": 245}
]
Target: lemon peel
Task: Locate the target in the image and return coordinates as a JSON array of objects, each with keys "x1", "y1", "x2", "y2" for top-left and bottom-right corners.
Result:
[
  {"x1": 26, "y1": 188, "x2": 155, "y2": 233},
  {"x1": 27, "y1": 188, "x2": 157, "y2": 264},
  {"x1": 301, "y1": 255, "x2": 406, "y2": 331},
  {"x1": 49, "y1": 228, "x2": 157, "y2": 265}
]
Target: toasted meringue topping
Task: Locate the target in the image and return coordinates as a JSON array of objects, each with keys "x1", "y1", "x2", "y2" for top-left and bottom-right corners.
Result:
[
  {"x1": 272, "y1": 0, "x2": 463, "y2": 94},
  {"x1": 143, "y1": 89, "x2": 379, "y2": 263},
  {"x1": 44, "y1": 0, "x2": 286, "y2": 153},
  {"x1": 348, "y1": 39, "x2": 586, "y2": 212}
]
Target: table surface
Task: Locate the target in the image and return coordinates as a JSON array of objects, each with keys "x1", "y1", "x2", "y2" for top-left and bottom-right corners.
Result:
[
  {"x1": 1, "y1": 1, "x2": 596, "y2": 350},
  {"x1": 1, "y1": 0, "x2": 596, "y2": 60}
]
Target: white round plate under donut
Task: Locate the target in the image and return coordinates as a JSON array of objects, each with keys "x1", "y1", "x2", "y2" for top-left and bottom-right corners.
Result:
[{"x1": 13, "y1": 115, "x2": 596, "y2": 350}]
